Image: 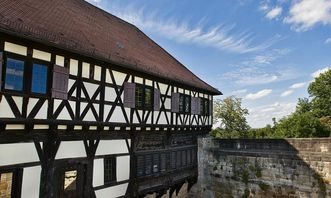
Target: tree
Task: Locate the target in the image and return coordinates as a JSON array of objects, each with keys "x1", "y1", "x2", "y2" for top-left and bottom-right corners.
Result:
[
  {"x1": 308, "y1": 69, "x2": 331, "y2": 117},
  {"x1": 294, "y1": 98, "x2": 312, "y2": 115},
  {"x1": 273, "y1": 112, "x2": 330, "y2": 138},
  {"x1": 212, "y1": 96, "x2": 250, "y2": 138}
]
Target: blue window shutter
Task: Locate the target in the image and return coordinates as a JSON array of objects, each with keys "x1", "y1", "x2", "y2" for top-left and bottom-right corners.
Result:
[
  {"x1": 153, "y1": 88, "x2": 160, "y2": 111},
  {"x1": 52, "y1": 65, "x2": 69, "y2": 100},
  {"x1": 171, "y1": 92, "x2": 179, "y2": 113},
  {"x1": 123, "y1": 82, "x2": 136, "y2": 108}
]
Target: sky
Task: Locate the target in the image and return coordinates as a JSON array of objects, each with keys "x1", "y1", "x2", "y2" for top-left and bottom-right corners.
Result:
[{"x1": 86, "y1": 0, "x2": 331, "y2": 128}]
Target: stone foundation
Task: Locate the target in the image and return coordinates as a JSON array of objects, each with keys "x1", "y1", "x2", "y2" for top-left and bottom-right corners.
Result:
[{"x1": 190, "y1": 137, "x2": 331, "y2": 198}]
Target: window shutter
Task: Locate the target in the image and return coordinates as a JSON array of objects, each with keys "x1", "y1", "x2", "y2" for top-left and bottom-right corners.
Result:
[
  {"x1": 171, "y1": 92, "x2": 179, "y2": 113},
  {"x1": 209, "y1": 99, "x2": 213, "y2": 116},
  {"x1": 153, "y1": 88, "x2": 160, "y2": 111},
  {"x1": 0, "y1": 52, "x2": 3, "y2": 91},
  {"x1": 123, "y1": 82, "x2": 136, "y2": 108},
  {"x1": 52, "y1": 65, "x2": 69, "y2": 100},
  {"x1": 196, "y1": 97, "x2": 201, "y2": 115},
  {"x1": 191, "y1": 97, "x2": 197, "y2": 114}
]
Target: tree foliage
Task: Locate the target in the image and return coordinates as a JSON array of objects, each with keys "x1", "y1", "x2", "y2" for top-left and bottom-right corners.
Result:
[
  {"x1": 273, "y1": 112, "x2": 330, "y2": 138},
  {"x1": 212, "y1": 96, "x2": 250, "y2": 138},
  {"x1": 308, "y1": 69, "x2": 331, "y2": 117},
  {"x1": 211, "y1": 69, "x2": 331, "y2": 139}
]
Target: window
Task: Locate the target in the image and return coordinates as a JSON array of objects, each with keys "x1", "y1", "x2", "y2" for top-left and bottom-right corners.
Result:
[
  {"x1": 4, "y1": 58, "x2": 24, "y2": 91},
  {"x1": 179, "y1": 94, "x2": 191, "y2": 113},
  {"x1": 0, "y1": 169, "x2": 22, "y2": 198},
  {"x1": 135, "y1": 84, "x2": 153, "y2": 110},
  {"x1": 0, "y1": 172, "x2": 13, "y2": 198},
  {"x1": 136, "y1": 153, "x2": 167, "y2": 177},
  {"x1": 104, "y1": 157, "x2": 116, "y2": 184},
  {"x1": 200, "y1": 98, "x2": 209, "y2": 115},
  {"x1": 2, "y1": 54, "x2": 51, "y2": 96},
  {"x1": 63, "y1": 170, "x2": 77, "y2": 191},
  {"x1": 31, "y1": 63, "x2": 48, "y2": 94},
  {"x1": 145, "y1": 155, "x2": 152, "y2": 175}
]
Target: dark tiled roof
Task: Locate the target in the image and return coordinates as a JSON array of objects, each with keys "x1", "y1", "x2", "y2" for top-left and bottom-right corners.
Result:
[{"x1": 0, "y1": 0, "x2": 221, "y2": 95}]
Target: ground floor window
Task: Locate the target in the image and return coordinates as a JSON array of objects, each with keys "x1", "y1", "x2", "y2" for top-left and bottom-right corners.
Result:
[
  {"x1": 104, "y1": 157, "x2": 116, "y2": 184},
  {"x1": 0, "y1": 169, "x2": 22, "y2": 198},
  {"x1": 137, "y1": 148, "x2": 197, "y2": 177},
  {"x1": 63, "y1": 170, "x2": 77, "y2": 191}
]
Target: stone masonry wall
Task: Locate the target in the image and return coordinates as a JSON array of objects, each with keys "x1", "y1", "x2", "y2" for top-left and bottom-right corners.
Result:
[{"x1": 190, "y1": 137, "x2": 331, "y2": 198}]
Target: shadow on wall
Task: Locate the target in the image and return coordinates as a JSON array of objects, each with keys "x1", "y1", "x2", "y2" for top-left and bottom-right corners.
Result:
[{"x1": 189, "y1": 137, "x2": 331, "y2": 198}]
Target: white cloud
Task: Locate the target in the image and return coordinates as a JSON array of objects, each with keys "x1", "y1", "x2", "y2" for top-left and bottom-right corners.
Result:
[
  {"x1": 280, "y1": 82, "x2": 306, "y2": 97},
  {"x1": 280, "y1": 89, "x2": 294, "y2": 97},
  {"x1": 266, "y1": 7, "x2": 283, "y2": 19},
  {"x1": 247, "y1": 102, "x2": 296, "y2": 127},
  {"x1": 245, "y1": 89, "x2": 272, "y2": 100},
  {"x1": 105, "y1": 4, "x2": 281, "y2": 53},
  {"x1": 289, "y1": 82, "x2": 306, "y2": 89},
  {"x1": 230, "y1": 89, "x2": 248, "y2": 95},
  {"x1": 284, "y1": 0, "x2": 331, "y2": 31},
  {"x1": 220, "y1": 66, "x2": 297, "y2": 86},
  {"x1": 311, "y1": 67, "x2": 330, "y2": 78},
  {"x1": 325, "y1": 37, "x2": 331, "y2": 44}
]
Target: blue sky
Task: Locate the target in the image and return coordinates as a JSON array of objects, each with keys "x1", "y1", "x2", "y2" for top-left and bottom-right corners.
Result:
[{"x1": 87, "y1": 0, "x2": 331, "y2": 128}]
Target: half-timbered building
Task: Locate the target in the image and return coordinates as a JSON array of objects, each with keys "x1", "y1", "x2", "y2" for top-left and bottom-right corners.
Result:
[{"x1": 0, "y1": 0, "x2": 221, "y2": 197}]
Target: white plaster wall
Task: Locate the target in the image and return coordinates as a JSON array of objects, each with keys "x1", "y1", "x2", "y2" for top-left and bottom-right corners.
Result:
[
  {"x1": 55, "y1": 141, "x2": 86, "y2": 159},
  {"x1": 106, "y1": 69, "x2": 113, "y2": 84},
  {"x1": 93, "y1": 159, "x2": 104, "y2": 187},
  {"x1": 5, "y1": 124, "x2": 25, "y2": 130},
  {"x1": 69, "y1": 59, "x2": 78, "y2": 76},
  {"x1": 116, "y1": 156, "x2": 130, "y2": 182},
  {"x1": 134, "y1": 77, "x2": 143, "y2": 84},
  {"x1": 94, "y1": 65, "x2": 102, "y2": 81},
  {"x1": 27, "y1": 98, "x2": 48, "y2": 119},
  {"x1": 4, "y1": 42, "x2": 27, "y2": 56},
  {"x1": 113, "y1": 71, "x2": 127, "y2": 85},
  {"x1": 105, "y1": 87, "x2": 117, "y2": 102},
  {"x1": 82, "y1": 62, "x2": 90, "y2": 78},
  {"x1": 12, "y1": 96, "x2": 23, "y2": 115},
  {"x1": 83, "y1": 82, "x2": 99, "y2": 100},
  {"x1": 157, "y1": 112, "x2": 167, "y2": 125},
  {"x1": 0, "y1": 143, "x2": 39, "y2": 166},
  {"x1": 96, "y1": 140, "x2": 129, "y2": 156},
  {"x1": 53, "y1": 100, "x2": 75, "y2": 120},
  {"x1": 80, "y1": 102, "x2": 98, "y2": 121},
  {"x1": 109, "y1": 107, "x2": 127, "y2": 123},
  {"x1": 95, "y1": 183, "x2": 128, "y2": 198},
  {"x1": 164, "y1": 98, "x2": 171, "y2": 109},
  {"x1": 32, "y1": 49, "x2": 51, "y2": 61},
  {"x1": 158, "y1": 83, "x2": 168, "y2": 95},
  {"x1": 21, "y1": 166, "x2": 41, "y2": 198},
  {"x1": 56, "y1": 55, "x2": 65, "y2": 66},
  {"x1": 145, "y1": 79, "x2": 153, "y2": 86},
  {"x1": 0, "y1": 97, "x2": 15, "y2": 118}
]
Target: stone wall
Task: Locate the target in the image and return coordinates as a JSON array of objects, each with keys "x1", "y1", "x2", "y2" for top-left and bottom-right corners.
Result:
[{"x1": 190, "y1": 137, "x2": 331, "y2": 198}]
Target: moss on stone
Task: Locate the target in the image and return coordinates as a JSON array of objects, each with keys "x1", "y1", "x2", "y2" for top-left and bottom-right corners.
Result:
[
  {"x1": 242, "y1": 188, "x2": 250, "y2": 198},
  {"x1": 258, "y1": 182, "x2": 270, "y2": 191}
]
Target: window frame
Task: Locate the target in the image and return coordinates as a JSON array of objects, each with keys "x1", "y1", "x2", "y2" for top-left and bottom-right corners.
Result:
[
  {"x1": 179, "y1": 93, "x2": 191, "y2": 114},
  {"x1": 200, "y1": 98, "x2": 209, "y2": 116},
  {"x1": 0, "y1": 168, "x2": 23, "y2": 198},
  {"x1": 1, "y1": 52, "x2": 51, "y2": 97},
  {"x1": 30, "y1": 60, "x2": 50, "y2": 96},
  {"x1": 104, "y1": 156, "x2": 117, "y2": 184},
  {"x1": 2, "y1": 53, "x2": 26, "y2": 94},
  {"x1": 135, "y1": 84, "x2": 154, "y2": 110}
]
